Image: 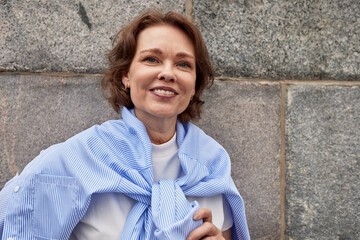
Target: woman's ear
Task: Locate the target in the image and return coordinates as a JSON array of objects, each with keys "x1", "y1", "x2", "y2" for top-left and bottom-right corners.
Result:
[
  {"x1": 122, "y1": 72, "x2": 130, "y2": 89},
  {"x1": 191, "y1": 88, "x2": 195, "y2": 98}
]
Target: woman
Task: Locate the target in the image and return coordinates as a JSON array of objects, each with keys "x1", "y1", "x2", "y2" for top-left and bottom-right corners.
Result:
[{"x1": 0, "y1": 10, "x2": 249, "y2": 240}]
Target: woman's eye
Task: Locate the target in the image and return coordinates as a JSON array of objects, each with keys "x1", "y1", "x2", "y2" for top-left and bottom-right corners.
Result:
[
  {"x1": 178, "y1": 62, "x2": 191, "y2": 68},
  {"x1": 145, "y1": 57, "x2": 157, "y2": 63}
]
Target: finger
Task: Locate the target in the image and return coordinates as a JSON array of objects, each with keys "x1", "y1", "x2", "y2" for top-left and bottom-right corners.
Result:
[
  {"x1": 193, "y1": 208, "x2": 212, "y2": 223},
  {"x1": 186, "y1": 222, "x2": 220, "y2": 240}
]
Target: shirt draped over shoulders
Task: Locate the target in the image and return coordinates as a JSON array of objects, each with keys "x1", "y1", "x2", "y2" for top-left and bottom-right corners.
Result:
[{"x1": 0, "y1": 107, "x2": 250, "y2": 240}]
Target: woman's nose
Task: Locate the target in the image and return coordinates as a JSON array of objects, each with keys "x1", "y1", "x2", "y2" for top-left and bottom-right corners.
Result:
[{"x1": 158, "y1": 63, "x2": 176, "y2": 82}]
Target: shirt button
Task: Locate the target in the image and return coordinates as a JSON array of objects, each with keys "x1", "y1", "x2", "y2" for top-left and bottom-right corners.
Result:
[{"x1": 14, "y1": 186, "x2": 20, "y2": 192}]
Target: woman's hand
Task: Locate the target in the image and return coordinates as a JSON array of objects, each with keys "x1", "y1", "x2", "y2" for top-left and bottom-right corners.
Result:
[{"x1": 186, "y1": 208, "x2": 229, "y2": 240}]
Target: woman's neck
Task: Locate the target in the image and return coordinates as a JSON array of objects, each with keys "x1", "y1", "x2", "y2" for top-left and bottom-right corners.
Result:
[
  {"x1": 134, "y1": 109, "x2": 177, "y2": 145},
  {"x1": 146, "y1": 123, "x2": 176, "y2": 145}
]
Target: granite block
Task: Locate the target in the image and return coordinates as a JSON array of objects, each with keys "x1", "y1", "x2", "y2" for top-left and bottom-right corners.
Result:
[
  {"x1": 286, "y1": 85, "x2": 360, "y2": 239},
  {"x1": 0, "y1": 0, "x2": 184, "y2": 73},
  {"x1": 193, "y1": 0, "x2": 360, "y2": 80},
  {"x1": 197, "y1": 80, "x2": 281, "y2": 239},
  {"x1": 0, "y1": 74, "x2": 120, "y2": 188}
]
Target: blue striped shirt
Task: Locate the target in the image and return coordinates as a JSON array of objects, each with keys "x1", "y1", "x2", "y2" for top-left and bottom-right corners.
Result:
[{"x1": 0, "y1": 107, "x2": 250, "y2": 239}]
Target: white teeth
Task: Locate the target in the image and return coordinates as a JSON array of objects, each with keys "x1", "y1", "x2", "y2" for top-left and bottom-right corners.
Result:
[{"x1": 153, "y1": 89, "x2": 175, "y2": 95}]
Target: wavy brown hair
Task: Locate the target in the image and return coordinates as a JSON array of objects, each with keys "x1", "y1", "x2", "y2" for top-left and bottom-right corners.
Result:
[{"x1": 101, "y1": 9, "x2": 214, "y2": 122}]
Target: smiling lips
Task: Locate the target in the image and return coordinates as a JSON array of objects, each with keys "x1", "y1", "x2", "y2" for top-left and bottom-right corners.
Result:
[{"x1": 151, "y1": 87, "x2": 178, "y2": 96}]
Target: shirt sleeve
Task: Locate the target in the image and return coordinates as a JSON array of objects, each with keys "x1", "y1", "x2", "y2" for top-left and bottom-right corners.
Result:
[{"x1": 221, "y1": 194, "x2": 234, "y2": 231}]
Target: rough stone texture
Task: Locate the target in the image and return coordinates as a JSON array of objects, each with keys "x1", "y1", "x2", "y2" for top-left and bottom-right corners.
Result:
[
  {"x1": 193, "y1": 0, "x2": 360, "y2": 80},
  {"x1": 0, "y1": 0, "x2": 184, "y2": 73},
  {"x1": 197, "y1": 80, "x2": 281, "y2": 240},
  {"x1": 286, "y1": 85, "x2": 360, "y2": 239},
  {"x1": 0, "y1": 74, "x2": 120, "y2": 188}
]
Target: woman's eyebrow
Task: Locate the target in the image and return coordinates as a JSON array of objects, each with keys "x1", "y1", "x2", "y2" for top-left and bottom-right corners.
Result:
[
  {"x1": 139, "y1": 48, "x2": 194, "y2": 59},
  {"x1": 175, "y1": 52, "x2": 194, "y2": 59},
  {"x1": 139, "y1": 48, "x2": 163, "y2": 55}
]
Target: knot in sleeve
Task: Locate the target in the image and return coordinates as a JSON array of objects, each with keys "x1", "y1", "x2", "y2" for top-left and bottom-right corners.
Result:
[{"x1": 151, "y1": 180, "x2": 202, "y2": 239}]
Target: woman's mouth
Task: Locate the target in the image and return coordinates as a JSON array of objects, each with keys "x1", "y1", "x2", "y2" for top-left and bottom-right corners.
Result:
[
  {"x1": 151, "y1": 87, "x2": 178, "y2": 96},
  {"x1": 152, "y1": 89, "x2": 176, "y2": 95}
]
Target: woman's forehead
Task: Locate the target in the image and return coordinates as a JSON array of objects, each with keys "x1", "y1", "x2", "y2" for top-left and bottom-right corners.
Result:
[{"x1": 135, "y1": 24, "x2": 195, "y2": 56}]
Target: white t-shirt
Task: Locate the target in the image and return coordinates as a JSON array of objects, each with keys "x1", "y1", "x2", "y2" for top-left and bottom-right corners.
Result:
[{"x1": 70, "y1": 133, "x2": 233, "y2": 239}]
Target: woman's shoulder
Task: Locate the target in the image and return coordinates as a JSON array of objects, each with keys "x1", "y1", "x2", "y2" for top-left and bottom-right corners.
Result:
[
  {"x1": 18, "y1": 119, "x2": 129, "y2": 175},
  {"x1": 63, "y1": 119, "x2": 131, "y2": 146},
  {"x1": 179, "y1": 122, "x2": 230, "y2": 167},
  {"x1": 181, "y1": 122, "x2": 226, "y2": 151}
]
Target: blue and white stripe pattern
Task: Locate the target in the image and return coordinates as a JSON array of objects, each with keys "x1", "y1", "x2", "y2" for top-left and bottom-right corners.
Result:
[{"x1": 0, "y1": 107, "x2": 250, "y2": 239}]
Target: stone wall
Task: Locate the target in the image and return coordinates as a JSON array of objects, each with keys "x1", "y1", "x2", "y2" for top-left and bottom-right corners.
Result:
[{"x1": 1, "y1": 0, "x2": 359, "y2": 239}]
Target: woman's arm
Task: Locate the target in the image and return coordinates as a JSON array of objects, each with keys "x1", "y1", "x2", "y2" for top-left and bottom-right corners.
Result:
[{"x1": 186, "y1": 208, "x2": 232, "y2": 240}]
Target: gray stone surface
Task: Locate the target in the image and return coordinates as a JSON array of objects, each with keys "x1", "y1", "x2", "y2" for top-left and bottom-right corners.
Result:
[
  {"x1": 286, "y1": 85, "x2": 360, "y2": 239},
  {"x1": 197, "y1": 80, "x2": 281, "y2": 239},
  {"x1": 0, "y1": 74, "x2": 120, "y2": 188},
  {"x1": 193, "y1": 0, "x2": 360, "y2": 80},
  {"x1": 0, "y1": 0, "x2": 184, "y2": 73}
]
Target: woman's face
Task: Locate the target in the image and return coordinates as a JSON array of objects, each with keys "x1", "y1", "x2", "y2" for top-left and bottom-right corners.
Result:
[{"x1": 122, "y1": 24, "x2": 196, "y2": 124}]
